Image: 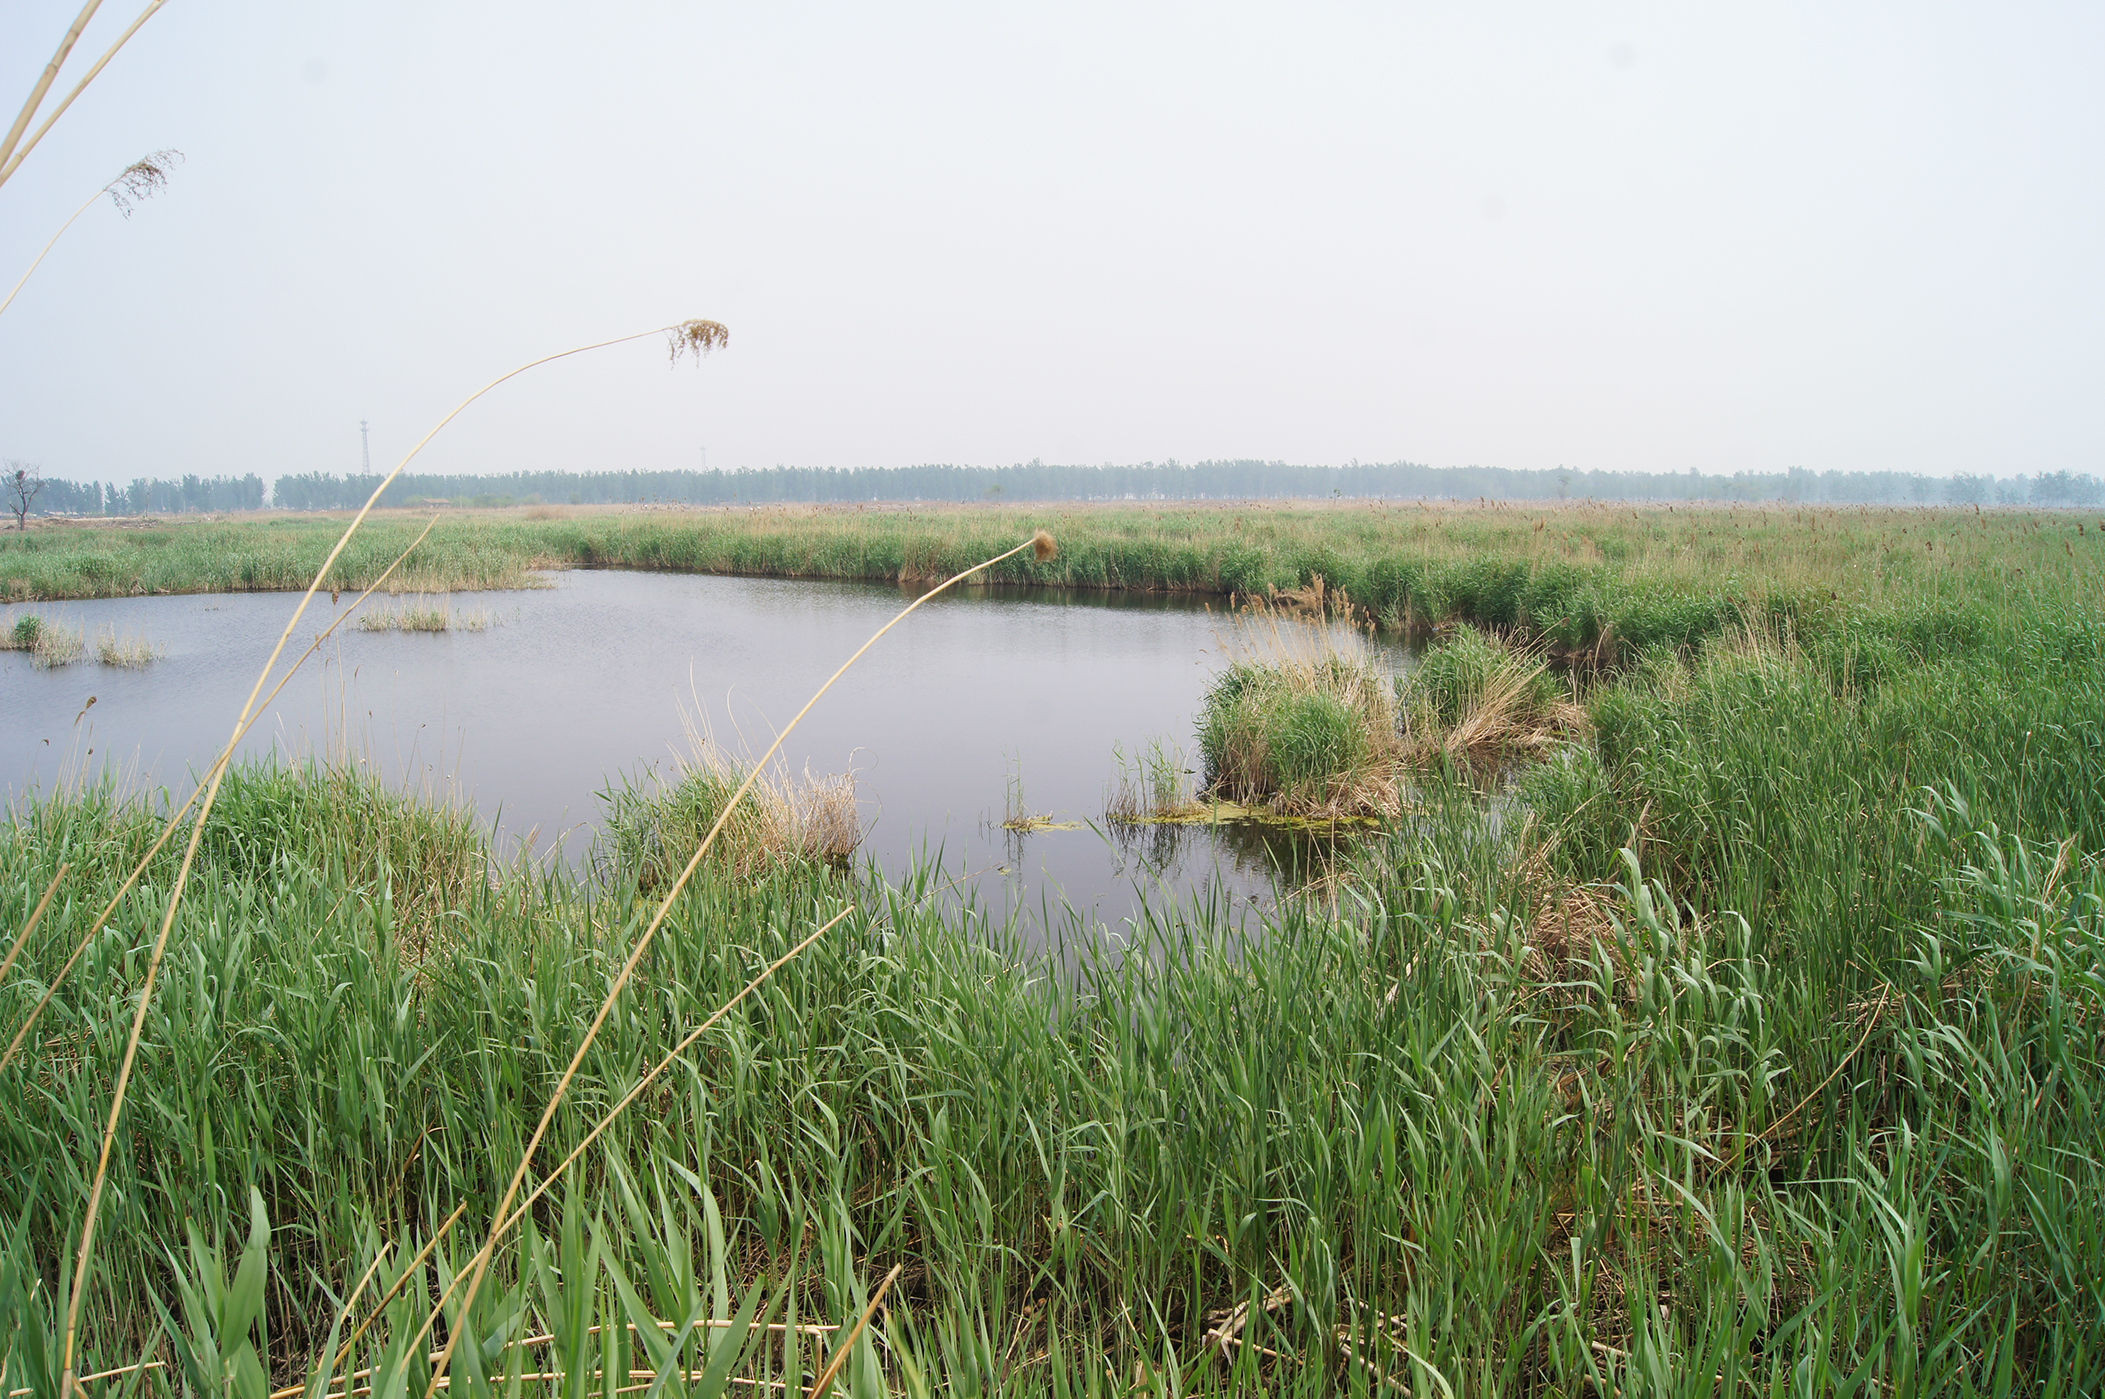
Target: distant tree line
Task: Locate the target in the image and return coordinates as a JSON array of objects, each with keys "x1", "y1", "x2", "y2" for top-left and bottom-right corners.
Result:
[
  {"x1": 31, "y1": 473, "x2": 266, "y2": 515},
  {"x1": 15, "y1": 461, "x2": 2105, "y2": 515}
]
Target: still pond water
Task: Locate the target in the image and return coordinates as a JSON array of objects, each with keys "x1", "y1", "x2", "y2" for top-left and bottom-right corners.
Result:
[{"x1": 4, "y1": 571, "x2": 1412, "y2": 938}]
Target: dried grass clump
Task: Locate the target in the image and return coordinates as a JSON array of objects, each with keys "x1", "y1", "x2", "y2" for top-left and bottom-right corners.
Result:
[
  {"x1": 1519, "y1": 875, "x2": 1628, "y2": 988},
  {"x1": 601, "y1": 718, "x2": 860, "y2": 887},
  {"x1": 30, "y1": 621, "x2": 77, "y2": 667},
  {"x1": 1198, "y1": 604, "x2": 1403, "y2": 819},
  {"x1": 93, "y1": 625, "x2": 159, "y2": 667},
  {"x1": 1397, "y1": 626, "x2": 1587, "y2": 772},
  {"x1": 1264, "y1": 572, "x2": 1356, "y2": 620}
]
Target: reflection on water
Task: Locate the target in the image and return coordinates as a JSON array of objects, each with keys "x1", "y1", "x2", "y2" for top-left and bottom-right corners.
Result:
[
  {"x1": 1098, "y1": 816, "x2": 1341, "y2": 896},
  {"x1": 3, "y1": 571, "x2": 1415, "y2": 941}
]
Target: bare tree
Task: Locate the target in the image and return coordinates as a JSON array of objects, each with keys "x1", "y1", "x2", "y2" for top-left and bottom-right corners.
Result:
[{"x1": 6, "y1": 461, "x2": 45, "y2": 530}]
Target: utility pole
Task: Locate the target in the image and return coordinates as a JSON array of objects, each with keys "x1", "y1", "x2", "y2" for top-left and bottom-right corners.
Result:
[{"x1": 361, "y1": 419, "x2": 371, "y2": 474}]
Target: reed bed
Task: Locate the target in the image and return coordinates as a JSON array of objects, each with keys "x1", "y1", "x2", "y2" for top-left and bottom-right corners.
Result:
[
  {"x1": 1396, "y1": 626, "x2": 1588, "y2": 771},
  {"x1": 2, "y1": 758, "x2": 2100, "y2": 1394},
  {"x1": 1197, "y1": 604, "x2": 1403, "y2": 819},
  {"x1": 8, "y1": 501, "x2": 2102, "y2": 662},
  {"x1": 1, "y1": 498, "x2": 2102, "y2": 1392}
]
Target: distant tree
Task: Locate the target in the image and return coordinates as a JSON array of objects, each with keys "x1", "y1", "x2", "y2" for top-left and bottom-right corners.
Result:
[
  {"x1": 2032, "y1": 470, "x2": 2078, "y2": 506},
  {"x1": 5, "y1": 460, "x2": 44, "y2": 529}
]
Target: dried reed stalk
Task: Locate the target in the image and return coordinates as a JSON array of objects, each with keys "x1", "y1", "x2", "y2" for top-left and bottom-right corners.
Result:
[
  {"x1": 804, "y1": 1265, "x2": 902, "y2": 1399},
  {"x1": 58, "y1": 322, "x2": 725, "y2": 1398},
  {"x1": 422, "y1": 530, "x2": 1055, "y2": 1395},
  {"x1": 0, "y1": 2, "x2": 170, "y2": 189},
  {"x1": 0, "y1": 0, "x2": 105, "y2": 175},
  {"x1": 0, "y1": 864, "x2": 67, "y2": 995}
]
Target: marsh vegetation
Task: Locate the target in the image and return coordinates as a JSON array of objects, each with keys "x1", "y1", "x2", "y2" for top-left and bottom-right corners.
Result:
[
  {"x1": 599, "y1": 726, "x2": 862, "y2": 887},
  {"x1": 2, "y1": 504, "x2": 2102, "y2": 1394},
  {"x1": 354, "y1": 598, "x2": 493, "y2": 633},
  {"x1": 90, "y1": 624, "x2": 158, "y2": 668},
  {"x1": 4, "y1": 614, "x2": 163, "y2": 668}
]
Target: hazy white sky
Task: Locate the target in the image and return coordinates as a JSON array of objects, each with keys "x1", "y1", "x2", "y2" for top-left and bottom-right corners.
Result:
[{"x1": 2, "y1": 2, "x2": 2101, "y2": 484}]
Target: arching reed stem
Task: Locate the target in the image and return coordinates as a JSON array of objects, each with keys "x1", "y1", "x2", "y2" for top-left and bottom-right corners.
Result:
[{"x1": 56, "y1": 323, "x2": 724, "y2": 1399}]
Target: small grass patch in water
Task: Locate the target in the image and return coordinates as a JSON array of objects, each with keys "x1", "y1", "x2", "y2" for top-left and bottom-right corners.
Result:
[
  {"x1": 598, "y1": 724, "x2": 860, "y2": 887},
  {"x1": 1000, "y1": 755, "x2": 1080, "y2": 831},
  {"x1": 2, "y1": 613, "x2": 86, "y2": 667},
  {"x1": 92, "y1": 625, "x2": 160, "y2": 668},
  {"x1": 1144, "y1": 795, "x2": 1386, "y2": 831},
  {"x1": 1105, "y1": 737, "x2": 1205, "y2": 824},
  {"x1": 1001, "y1": 813, "x2": 1082, "y2": 833},
  {"x1": 1198, "y1": 605, "x2": 1402, "y2": 819},
  {"x1": 355, "y1": 598, "x2": 491, "y2": 633}
]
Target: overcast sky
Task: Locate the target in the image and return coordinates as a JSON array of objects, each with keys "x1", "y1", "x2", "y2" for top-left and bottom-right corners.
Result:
[{"x1": 2, "y1": 2, "x2": 2101, "y2": 485}]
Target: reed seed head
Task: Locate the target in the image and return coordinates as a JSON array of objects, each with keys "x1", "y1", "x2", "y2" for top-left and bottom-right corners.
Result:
[
  {"x1": 667, "y1": 319, "x2": 731, "y2": 365},
  {"x1": 107, "y1": 150, "x2": 182, "y2": 218},
  {"x1": 1031, "y1": 529, "x2": 1057, "y2": 562}
]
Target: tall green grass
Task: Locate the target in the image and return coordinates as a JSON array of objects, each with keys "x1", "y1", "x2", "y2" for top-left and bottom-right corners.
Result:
[{"x1": 2, "y1": 752, "x2": 2100, "y2": 1393}]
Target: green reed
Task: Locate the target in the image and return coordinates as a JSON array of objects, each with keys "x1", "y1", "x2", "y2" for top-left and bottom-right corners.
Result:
[
  {"x1": 1, "y1": 747, "x2": 2099, "y2": 1393},
  {"x1": 2, "y1": 506, "x2": 2102, "y2": 1394},
  {"x1": 7, "y1": 502, "x2": 2101, "y2": 659}
]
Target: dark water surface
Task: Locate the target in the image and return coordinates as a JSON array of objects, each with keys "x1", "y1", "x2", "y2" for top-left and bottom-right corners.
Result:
[{"x1": 4, "y1": 572, "x2": 1406, "y2": 937}]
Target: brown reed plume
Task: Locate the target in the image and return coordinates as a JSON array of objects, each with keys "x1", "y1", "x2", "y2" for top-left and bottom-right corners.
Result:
[
  {"x1": 422, "y1": 526, "x2": 1056, "y2": 1394},
  {"x1": 0, "y1": 149, "x2": 181, "y2": 320},
  {"x1": 669, "y1": 318, "x2": 730, "y2": 362},
  {"x1": 55, "y1": 324, "x2": 725, "y2": 1399}
]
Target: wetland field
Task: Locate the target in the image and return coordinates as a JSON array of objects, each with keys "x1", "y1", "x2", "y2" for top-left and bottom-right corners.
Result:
[{"x1": 2, "y1": 500, "x2": 2102, "y2": 1395}]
